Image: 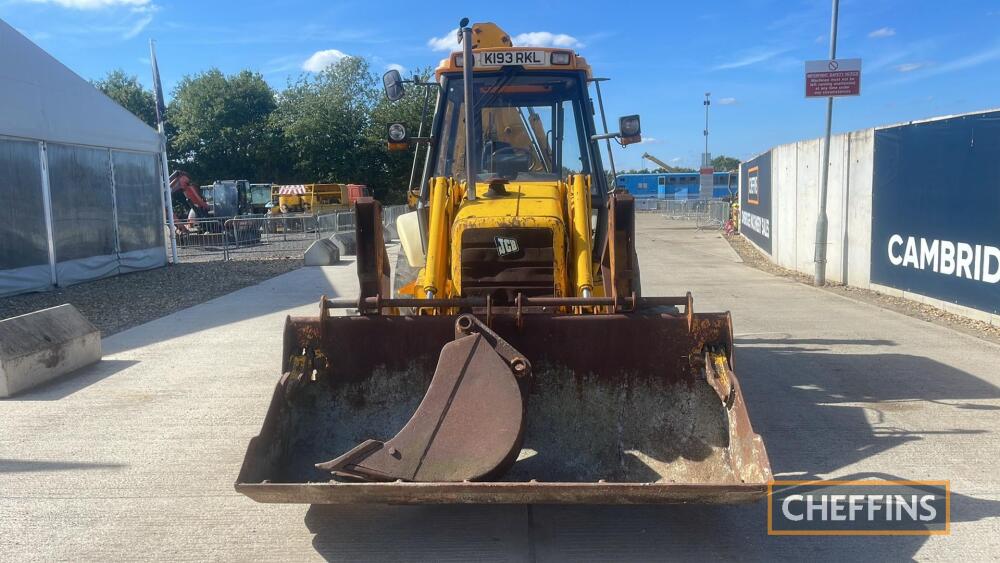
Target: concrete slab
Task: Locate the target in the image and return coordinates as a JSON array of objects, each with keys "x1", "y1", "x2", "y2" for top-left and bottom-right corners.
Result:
[
  {"x1": 0, "y1": 304, "x2": 101, "y2": 397},
  {"x1": 1, "y1": 219, "x2": 998, "y2": 561}
]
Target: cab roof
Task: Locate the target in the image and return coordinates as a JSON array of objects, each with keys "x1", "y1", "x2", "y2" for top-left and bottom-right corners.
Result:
[
  {"x1": 435, "y1": 47, "x2": 593, "y2": 80},
  {"x1": 433, "y1": 22, "x2": 592, "y2": 80}
]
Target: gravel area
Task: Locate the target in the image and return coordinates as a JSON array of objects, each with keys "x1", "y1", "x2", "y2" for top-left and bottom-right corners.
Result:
[
  {"x1": 0, "y1": 259, "x2": 301, "y2": 336},
  {"x1": 725, "y1": 232, "x2": 1000, "y2": 345}
]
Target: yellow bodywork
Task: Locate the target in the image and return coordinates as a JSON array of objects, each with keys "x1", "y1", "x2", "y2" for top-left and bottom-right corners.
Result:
[
  {"x1": 412, "y1": 175, "x2": 597, "y2": 303},
  {"x1": 273, "y1": 184, "x2": 353, "y2": 214},
  {"x1": 398, "y1": 22, "x2": 600, "y2": 306}
]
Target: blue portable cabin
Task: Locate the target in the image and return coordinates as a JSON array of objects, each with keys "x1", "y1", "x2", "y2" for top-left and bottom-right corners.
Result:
[{"x1": 615, "y1": 172, "x2": 736, "y2": 199}]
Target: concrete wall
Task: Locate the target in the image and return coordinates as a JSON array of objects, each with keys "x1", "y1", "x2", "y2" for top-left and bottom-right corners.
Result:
[
  {"x1": 746, "y1": 128, "x2": 876, "y2": 287},
  {"x1": 742, "y1": 114, "x2": 999, "y2": 326}
]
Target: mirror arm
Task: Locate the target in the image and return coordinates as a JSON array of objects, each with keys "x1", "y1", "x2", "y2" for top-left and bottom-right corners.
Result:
[{"x1": 591, "y1": 132, "x2": 621, "y2": 141}]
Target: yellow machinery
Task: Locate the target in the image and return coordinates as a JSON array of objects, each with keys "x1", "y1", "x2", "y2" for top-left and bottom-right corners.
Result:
[
  {"x1": 236, "y1": 19, "x2": 770, "y2": 504},
  {"x1": 271, "y1": 183, "x2": 371, "y2": 215}
]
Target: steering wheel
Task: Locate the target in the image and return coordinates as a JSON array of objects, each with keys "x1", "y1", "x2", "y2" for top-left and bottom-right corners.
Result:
[{"x1": 485, "y1": 145, "x2": 533, "y2": 178}]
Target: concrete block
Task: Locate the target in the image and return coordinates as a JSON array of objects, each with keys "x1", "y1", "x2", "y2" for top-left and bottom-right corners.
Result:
[
  {"x1": 329, "y1": 232, "x2": 357, "y2": 256},
  {"x1": 383, "y1": 224, "x2": 397, "y2": 243},
  {"x1": 0, "y1": 304, "x2": 101, "y2": 397},
  {"x1": 303, "y1": 239, "x2": 341, "y2": 266}
]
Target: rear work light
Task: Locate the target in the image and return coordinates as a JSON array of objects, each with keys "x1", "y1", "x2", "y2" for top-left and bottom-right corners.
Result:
[{"x1": 550, "y1": 51, "x2": 571, "y2": 65}]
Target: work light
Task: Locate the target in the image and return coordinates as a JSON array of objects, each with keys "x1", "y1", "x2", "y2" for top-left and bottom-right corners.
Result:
[
  {"x1": 550, "y1": 51, "x2": 571, "y2": 65},
  {"x1": 619, "y1": 115, "x2": 641, "y2": 137},
  {"x1": 388, "y1": 123, "x2": 407, "y2": 142}
]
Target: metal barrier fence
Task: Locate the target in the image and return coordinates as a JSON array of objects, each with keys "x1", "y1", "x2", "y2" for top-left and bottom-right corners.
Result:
[
  {"x1": 635, "y1": 199, "x2": 733, "y2": 230},
  {"x1": 172, "y1": 205, "x2": 409, "y2": 262}
]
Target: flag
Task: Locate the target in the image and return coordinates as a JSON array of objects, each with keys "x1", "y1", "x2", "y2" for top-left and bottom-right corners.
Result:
[{"x1": 149, "y1": 40, "x2": 166, "y2": 129}]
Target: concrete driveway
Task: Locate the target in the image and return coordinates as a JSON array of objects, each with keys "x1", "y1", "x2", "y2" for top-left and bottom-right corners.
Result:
[{"x1": 2, "y1": 215, "x2": 997, "y2": 561}]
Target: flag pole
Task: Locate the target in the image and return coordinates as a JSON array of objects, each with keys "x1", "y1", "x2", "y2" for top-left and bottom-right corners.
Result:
[{"x1": 150, "y1": 39, "x2": 178, "y2": 264}]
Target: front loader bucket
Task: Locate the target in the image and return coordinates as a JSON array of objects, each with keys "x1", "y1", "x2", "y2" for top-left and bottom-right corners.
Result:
[{"x1": 236, "y1": 309, "x2": 771, "y2": 504}]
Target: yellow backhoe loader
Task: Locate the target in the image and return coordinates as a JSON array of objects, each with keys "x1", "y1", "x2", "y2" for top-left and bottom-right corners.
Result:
[{"x1": 236, "y1": 19, "x2": 771, "y2": 504}]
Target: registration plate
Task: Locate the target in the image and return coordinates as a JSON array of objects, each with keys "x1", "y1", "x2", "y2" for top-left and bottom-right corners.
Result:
[{"x1": 475, "y1": 50, "x2": 548, "y2": 67}]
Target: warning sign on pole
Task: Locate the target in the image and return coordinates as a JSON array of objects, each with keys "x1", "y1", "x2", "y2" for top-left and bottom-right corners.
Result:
[{"x1": 805, "y1": 58, "x2": 861, "y2": 97}]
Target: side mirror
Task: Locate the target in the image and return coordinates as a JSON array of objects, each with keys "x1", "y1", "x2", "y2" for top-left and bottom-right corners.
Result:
[
  {"x1": 618, "y1": 114, "x2": 641, "y2": 146},
  {"x1": 383, "y1": 69, "x2": 405, "y2": 102}
]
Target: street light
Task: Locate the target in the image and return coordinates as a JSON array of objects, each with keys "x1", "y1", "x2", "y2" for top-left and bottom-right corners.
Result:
[{"x1": 703, "y1": 92, "x2": 711, "y2": 168}]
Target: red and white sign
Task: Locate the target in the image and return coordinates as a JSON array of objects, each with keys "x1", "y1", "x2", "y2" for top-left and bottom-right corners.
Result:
[
  {"x1": 805, "y1": 58, "x2": 862, "y2": 98},
  {"x1": 278, "y1": 185, "x2": 307, "y2": 195}
]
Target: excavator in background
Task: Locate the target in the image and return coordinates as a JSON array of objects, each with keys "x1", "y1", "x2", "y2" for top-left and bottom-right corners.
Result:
[
  {"x1": 642, "y1": 152, "x2": 683, "y2": 172},
  {"x1": 169, "y1": 170, "x2": 211, "y2": 222},
  {"x1": 236, "y1": 19, "x2": 770, "y2": 504},
  {"x1": 169, "y1": 171, "x2": 261, "y2": 244}
]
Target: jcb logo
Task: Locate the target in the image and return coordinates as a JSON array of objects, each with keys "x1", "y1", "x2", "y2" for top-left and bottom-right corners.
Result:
[{"x1": 495, "y1": 237, "x2": 520, "y2": 257}]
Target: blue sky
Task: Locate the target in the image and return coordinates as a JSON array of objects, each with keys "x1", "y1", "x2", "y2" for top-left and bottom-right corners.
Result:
[{"x1": 3, "y1": 0, "x2": 1000, "y2": 170}]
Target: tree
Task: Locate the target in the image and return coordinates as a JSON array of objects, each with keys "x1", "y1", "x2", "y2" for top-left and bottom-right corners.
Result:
[
  {"x1": 274, "y1": 58, "x2": 433, "y2": 203},
  {"x1": 711, "y1": 155, "x2": 740, "y2": 172},
  {"x1": 273, "y1": 57, "x2": 379, "y2": 188},
  {"x1": 166, "y1": 69, "x2": 286, "y2": 182},
  {"x1": 92, "y1": 69, "x2": 157, "y2": 127}
]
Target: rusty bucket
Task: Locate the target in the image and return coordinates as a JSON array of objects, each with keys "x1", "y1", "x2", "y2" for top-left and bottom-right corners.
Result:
[{"x1": 236, "y1": 301, "x2": 771, "y2": 504}]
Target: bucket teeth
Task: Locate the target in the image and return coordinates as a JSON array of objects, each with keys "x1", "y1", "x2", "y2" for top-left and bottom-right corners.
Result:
[{"x1": 316, "y1": 315, "x2": 528, "y2": 482}]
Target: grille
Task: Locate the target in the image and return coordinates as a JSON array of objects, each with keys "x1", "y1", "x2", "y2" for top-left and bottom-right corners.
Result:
[{"x1": 460, "y1": 228, "x2": 555, "y2": 303}]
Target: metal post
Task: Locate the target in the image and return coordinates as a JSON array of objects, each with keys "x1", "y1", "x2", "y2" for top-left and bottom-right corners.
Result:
[
  {"x1": 460, "y1": 21, "x2": 477, "y2": 201},
  {"x1": 108, "y1": 149, "x2": 122, "y2": 259},
  {"x1": 149, "y1": 40, "x2": 179, "y2": 264},
  {"x1": 814, "y1": 0, "x2": 839, "y2": 286},
  {"x1": 38, "y1": 142, "x2": 57, "y2": 286},
  {"x1": 408, "y1": 86, "x2": 431, "y2": 193},
  {"x1": 703, "y1": 92, "x2": 711, "y2": 167},
  {"x1": 591, "y1": 78, "x2": 617, "y2": 181}
]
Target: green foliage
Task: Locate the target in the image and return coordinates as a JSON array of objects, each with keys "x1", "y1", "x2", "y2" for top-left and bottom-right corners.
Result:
[
  {"x1": 711, "y1": 155, "x2": 740, "y2": 172},
  {"x1": 94, "y1": 62, "x2": 744, "y2": 206},
  {"x1": 92, "y1": 69, "x2": 157, "y2": 127},
  {"x1": 139, "y1": 60, "x2": 434, "y2": 204},
  {"x1": 166, "y1": 69, "x2": 284, "y2": 182}
]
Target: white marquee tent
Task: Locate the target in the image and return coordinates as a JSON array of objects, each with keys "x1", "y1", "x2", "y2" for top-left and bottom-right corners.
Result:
[{"x1": 0, "y1": 19, "x2": 169, "y2": 297}]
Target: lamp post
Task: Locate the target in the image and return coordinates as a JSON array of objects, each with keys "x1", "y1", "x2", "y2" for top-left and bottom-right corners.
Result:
[
  {"x1": 814, "y1": 0, "x2": 840, "y2": 286},
  {"x1": 703, "y1": 92, "x2": 711, "y2": 168}
]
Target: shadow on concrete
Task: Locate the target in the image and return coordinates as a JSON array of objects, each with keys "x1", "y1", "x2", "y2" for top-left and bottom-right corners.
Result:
[
  {"x1": 3, "y1": 359, "x2": 138, "y2": 401},
  {"x1": 0, "y1": 458, "x2": 126, "y2": 473},
  {"x1": 305, "y1": 504, "x2": 530, "y2": 561},
  {"x1": 300, "y1": 342, "x2": 998, "y2": 561},
  {"x1": 302, "y1": 485, "x2": 1000, "y2": 562},
  {"x1": 736, "y1": 344, "x2": 998, "y2": 481}
]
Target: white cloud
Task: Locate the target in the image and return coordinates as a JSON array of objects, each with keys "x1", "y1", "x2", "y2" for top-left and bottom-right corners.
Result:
[
  {"x1": 428, "y1": 28, "x2": 583, "y2": 52},
  {"x1": 427, "y1": 28, "x2": 460, "y2": 52},
  {"x1": 26, "y1": 0, "x2": 151, "y2": 8},
  {"x1": 512, "y1": 31, "x2": 583, "y2": 48},
  {"x1": 302, "y1": 49, "x2": 349, "y2": 72},
  {"x1": 386, "y1": 63, "x2": 407, "y2": 74},
  {"x1": 122, "y1": 13, "x2": 153, "y2": 38},
  {"x1": 881, "y1": 43, "x2": 1000, "y2": 86},
  {"x1": 718, "y1": 97, "x2": 737, "y2": 105},
  {"x1": 712, "y1": 48, "x2": 789, "y2": 70},
  {"x1": 895, "y1": 62, "x2": 925, "y2": 73},
  {"x1": 670, "y1": 157, "x2": 682, "y2": 162},
  {"x1": 636, "y1": 136, "x2": 658, "y2": 144},
  {"x1": 27, "y1": 0, "x2": 160, "y2": 39},
  {"x1": 868, "y1": 27, "x2": 896, "y2": 38},
  {"x1": 927, "y1": 45, "x2": 1000, "y2": 75}
]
